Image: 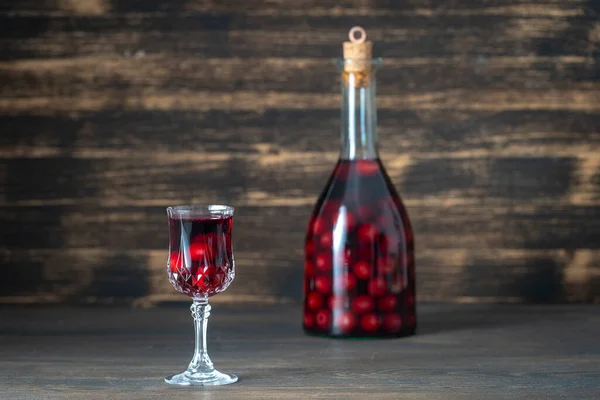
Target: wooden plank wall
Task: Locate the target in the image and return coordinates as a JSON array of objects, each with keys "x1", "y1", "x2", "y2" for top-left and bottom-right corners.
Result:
[{"x1": 1, "y1": 0, "x2": 599, "y2": 305}]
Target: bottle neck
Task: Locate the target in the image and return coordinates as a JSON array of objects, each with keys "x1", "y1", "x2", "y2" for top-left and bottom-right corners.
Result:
[{"x1": 340, "y1": 71, "x2": 378, "y2": 160}]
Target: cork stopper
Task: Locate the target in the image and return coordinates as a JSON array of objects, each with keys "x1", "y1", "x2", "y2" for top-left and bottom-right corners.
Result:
[
  {"x1": 342, "y1": 26, "x2": 373, "y2": 87},
  {"x1": 343, "y1": 26, "x2": 373, "y2": 72}
]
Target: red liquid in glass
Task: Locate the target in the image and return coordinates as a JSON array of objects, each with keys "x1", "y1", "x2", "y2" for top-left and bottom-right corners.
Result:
[
  {"x1": 303, "y1": 159, "x2": 415, "y2": 337},
  {"x1": 167, "y1": 216, "x2": 234, "y2": 298}
]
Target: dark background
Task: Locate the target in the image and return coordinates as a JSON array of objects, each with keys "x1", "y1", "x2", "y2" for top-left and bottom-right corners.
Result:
[{"x1": 0, "y1": 0, "x2": 599, "y2": 306}]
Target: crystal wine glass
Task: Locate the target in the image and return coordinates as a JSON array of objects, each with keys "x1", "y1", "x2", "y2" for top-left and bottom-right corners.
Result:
[{"x1": 164, "y1": 205, "x2": 237, "y2": 386}]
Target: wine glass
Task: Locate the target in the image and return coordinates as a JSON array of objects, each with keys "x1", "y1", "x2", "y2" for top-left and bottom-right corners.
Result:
[{"x1": 164, "y1": 205, "x2": 238, "y2": 386}]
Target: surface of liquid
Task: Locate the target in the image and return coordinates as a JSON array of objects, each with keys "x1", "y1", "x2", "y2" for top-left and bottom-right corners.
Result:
[{"x1": 303, "y1": 159, "x2": 415, "y2": 337}]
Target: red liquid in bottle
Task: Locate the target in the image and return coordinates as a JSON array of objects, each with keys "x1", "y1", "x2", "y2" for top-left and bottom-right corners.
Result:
[
  {"x1": 168, "y1": 216, "x2": 234, "y2": 298},
  {"x1": 303, "y1": 159, "x2": 415, "y2": 337}
]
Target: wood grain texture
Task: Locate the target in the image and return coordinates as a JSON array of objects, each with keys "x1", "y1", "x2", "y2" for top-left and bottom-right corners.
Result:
[
  {"x1": 0, "y1": 305, "x2": 599, "y2": 399},
  {"x1": 0, "y1": 0, "x2": 599, "y2": 305},
  {"x1": 2, "y1": 248, "x2": 598, "y2": 304}
]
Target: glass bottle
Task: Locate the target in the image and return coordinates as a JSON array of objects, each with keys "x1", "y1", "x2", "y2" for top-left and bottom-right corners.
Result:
[{"x1": 303, "y1": 29, "x2": 415, "y2": 338}]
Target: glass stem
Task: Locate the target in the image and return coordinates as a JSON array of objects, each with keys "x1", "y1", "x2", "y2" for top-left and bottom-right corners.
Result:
[{"x1": 188, "y1": 300, "x2": 214, "y2": 374}]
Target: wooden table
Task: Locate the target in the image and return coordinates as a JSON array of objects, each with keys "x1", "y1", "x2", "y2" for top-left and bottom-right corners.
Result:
[{"x1": 0, "y1": 304, "x2": 598, "y2": 399}]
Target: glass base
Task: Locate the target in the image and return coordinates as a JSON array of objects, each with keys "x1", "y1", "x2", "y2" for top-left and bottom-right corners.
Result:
[{"x1": 165, "y1": 370, "x2": 238, "y2": 386}]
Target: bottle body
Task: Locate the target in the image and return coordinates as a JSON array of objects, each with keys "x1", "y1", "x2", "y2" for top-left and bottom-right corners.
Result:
[
  {"x1": 303, "y1": 58, "x2": 416, "y2": 337},
  {"x1": 303, "y1": 158, "x2": 415, "y2": 337}
]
